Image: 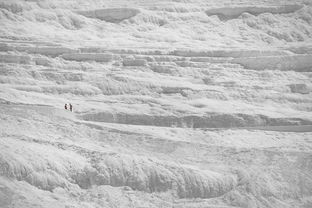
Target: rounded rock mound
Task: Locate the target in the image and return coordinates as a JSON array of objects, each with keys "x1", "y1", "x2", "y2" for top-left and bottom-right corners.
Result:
[{"x1": 76, "y1": 8, "x2": 140, "y2": 23}]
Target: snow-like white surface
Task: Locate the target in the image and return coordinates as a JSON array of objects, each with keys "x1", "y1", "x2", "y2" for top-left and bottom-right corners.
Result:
[{"x1": 0, "y1": 0, "x2": 312, "y2": 207}]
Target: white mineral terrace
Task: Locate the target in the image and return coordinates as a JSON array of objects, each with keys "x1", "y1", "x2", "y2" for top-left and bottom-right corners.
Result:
[{"x1": 0, "y1": 0, "x2": 312, "y2": 207}]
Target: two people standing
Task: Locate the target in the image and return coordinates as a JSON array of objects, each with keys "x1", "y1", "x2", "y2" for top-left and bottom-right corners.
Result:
[{"x1": 64, "y1": 103, "x2": 73, "y2": 112}]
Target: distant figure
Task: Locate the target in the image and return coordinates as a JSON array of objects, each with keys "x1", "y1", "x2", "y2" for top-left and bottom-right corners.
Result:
[
  {"x1": 64, "y1": 104, "x2": 68, "y2": 110},
  {"x1": 69, "y1": 103, "x2": 73, "y2": 112}
]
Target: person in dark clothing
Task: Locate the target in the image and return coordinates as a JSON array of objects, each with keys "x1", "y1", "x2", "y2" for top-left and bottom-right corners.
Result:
[
  {"x1": 65, "y1": 104, "x2": 68, "y2": 110},
  {"x1": 69, "y1": 103, "x2": 73, "y2": 112}
]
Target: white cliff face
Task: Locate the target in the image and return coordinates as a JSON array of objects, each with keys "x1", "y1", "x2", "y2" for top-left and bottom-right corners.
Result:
[{"x1": 0, "y1": 0, "x2": 312, "y2": 208}]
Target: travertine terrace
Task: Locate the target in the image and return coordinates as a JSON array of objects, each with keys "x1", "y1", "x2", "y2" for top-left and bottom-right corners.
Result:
[{"x1": 0, "y1": 0, "x2": 312, "y2": 207}]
